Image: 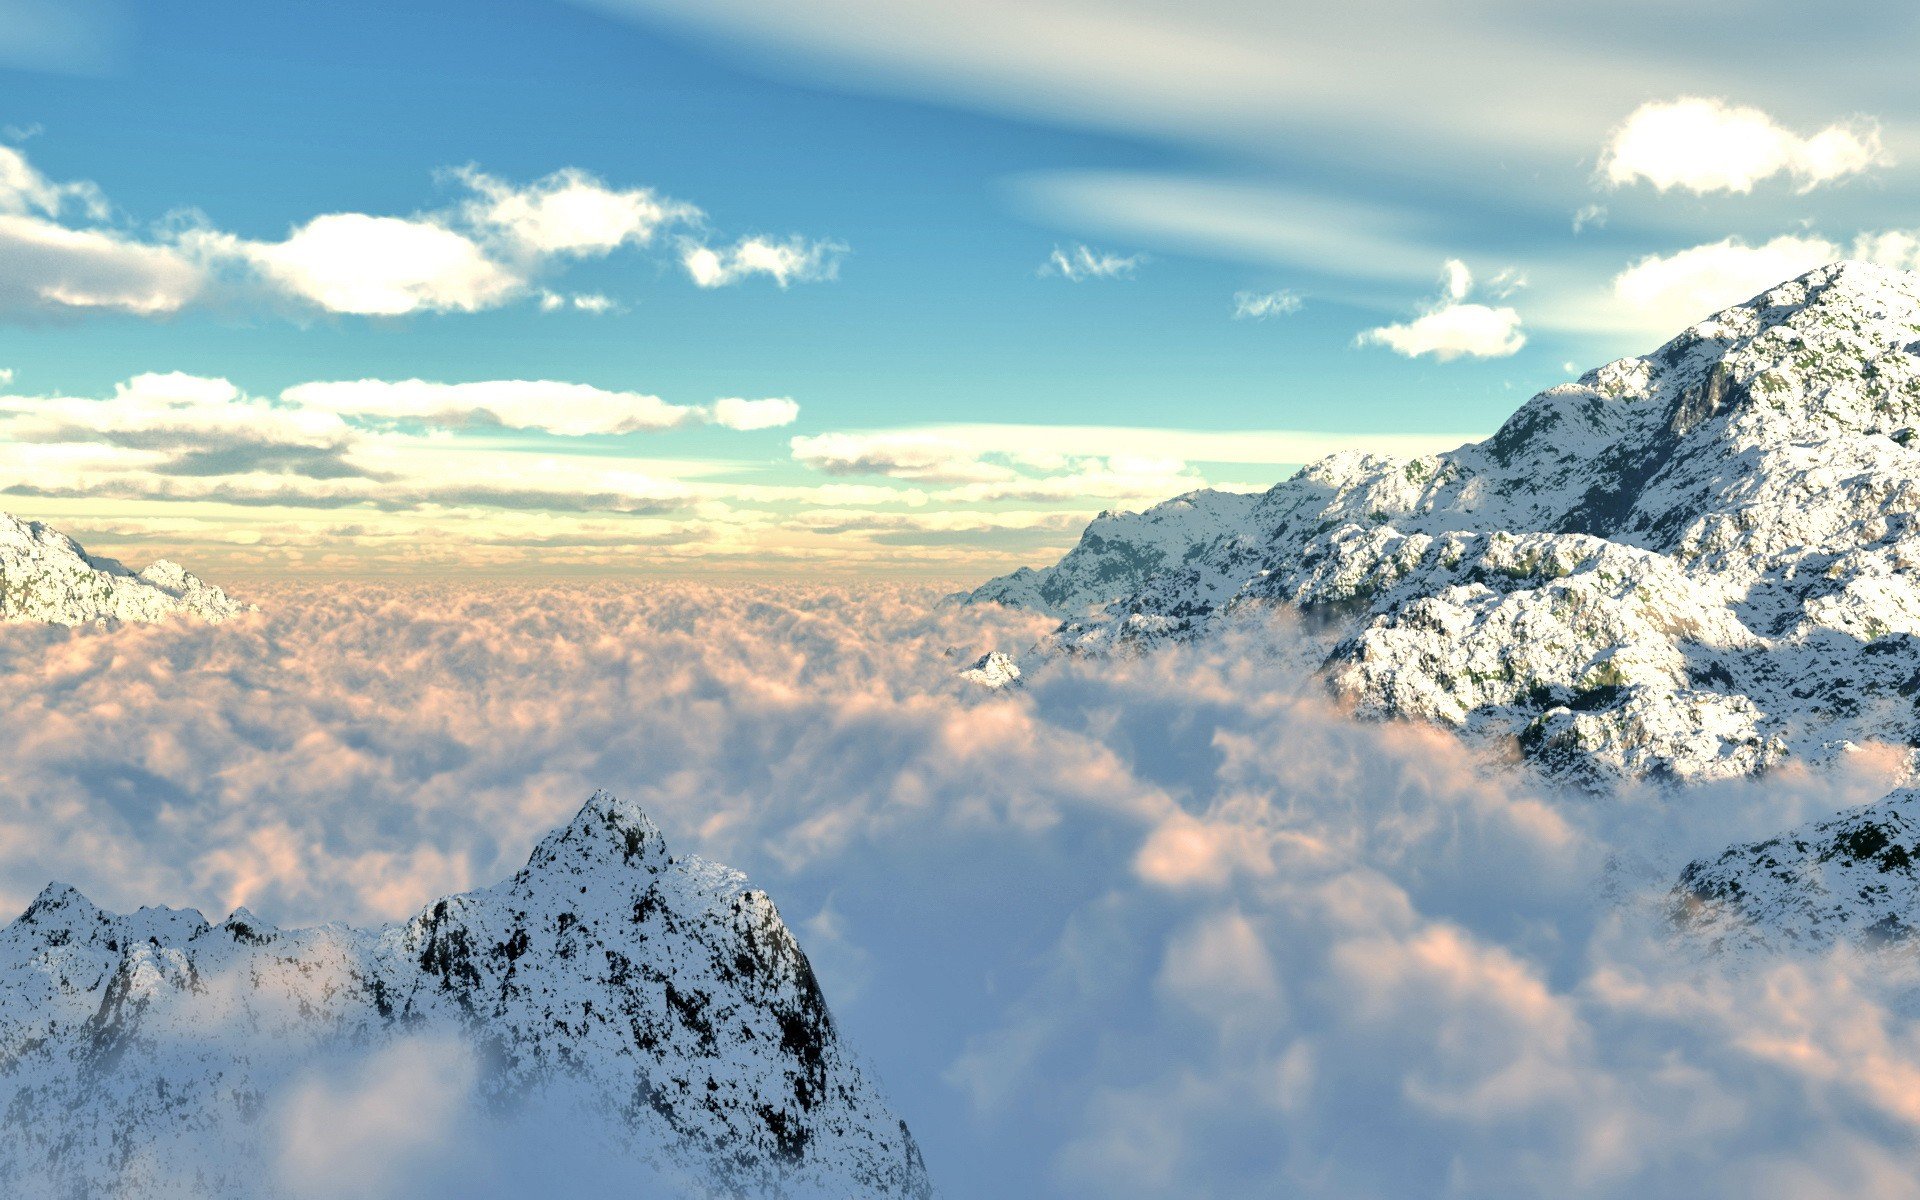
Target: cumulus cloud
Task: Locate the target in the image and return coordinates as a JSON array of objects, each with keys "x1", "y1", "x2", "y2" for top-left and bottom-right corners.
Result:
[
  {"x1": 453, "y1": 165, "x2": 700, "y2": 257},
  {"x1": 1601, "y1": 97, "x2": 1886, "y2": 194},
  {"x1": 1041, "y1": 244, "x2": 1143, "y2": 282},
  {"x1": 1231, "y1": 289, "x2": 1301, "y2": 320},
  {"x1": 538, "y1": 290, "x2": 618, "y2": 314},
  {"x1": 0, "y1": 143, "x2": 841, "y2": 321},
  {"x1": 1593, "y1": 229, "x2": 1920, "y2": 333},
  {"x1": 220, "y1": 213, "x2": 523, "y2": 317},
  {"x1": 0, "y1": 214, "x2": 205, "y2": 317},
  {"x1": 2, "y1": 587, "x2": 1913, "y2": 1196},
  {"x1": 1358, "y1": 259, "x2": 1526, "y2": 360},
  {"x1": 708, "y1": 395, "x2": 800, "y2": 430},
  {"x1": 681, "y1": 235, "x2": 845, "y2": 288}
]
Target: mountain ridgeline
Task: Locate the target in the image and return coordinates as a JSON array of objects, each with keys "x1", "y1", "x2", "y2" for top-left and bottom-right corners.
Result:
[
  {"x1": 968, "y1": 260, "x2": 1920, "y2": 949},
  {"x1": 0, "y1": 511, "x2": 248, "y2": 624}
]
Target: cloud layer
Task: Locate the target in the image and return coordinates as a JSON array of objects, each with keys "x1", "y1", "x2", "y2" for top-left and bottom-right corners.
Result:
[{"x1": 5, "y1": 583, "x2": 1920, "y2": 1196}]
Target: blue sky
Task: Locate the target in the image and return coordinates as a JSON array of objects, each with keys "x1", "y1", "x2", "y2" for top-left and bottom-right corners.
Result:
[{"x1": 1, "y1": 0, "x2": 1917, "y2": 573}]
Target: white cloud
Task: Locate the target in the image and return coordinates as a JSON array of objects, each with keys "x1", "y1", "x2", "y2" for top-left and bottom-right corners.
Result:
[
  {"x1": 682, "y1": 235, "x2": 844, "y2": 288},
  {"x1": 1358, "y1": 260, "x2": 1526, "y2": 361},
  {"x1": 1609, "y1": 235, "x2": 1840, "y2": 331},
  {"x1": 1231, "y1": 289, "x2": 1301, "y2": 320},
  {"x1": 281, "y1": 378, "x2": 708, "y2": 436},
  {"x1": 0, "y1": 143, "x2": 841, "y2": 322},
  {"x1": 538, "y1": 290, "x2": 618, "y2": 314},
  {"x1": 1571, "y1": 204, "x2": 1607, "y2": 234},
  {"x1": 1600, "y1": 97, "x2": 1886, "y2": 194},
  {"x1": 708, "y1": 396, "x2": 800, "y2": 431},
  {"x1": 226, "y1": 214, "x2": 523, "y2": 317},
  {"x1": 454, "y1": 165, "x2": 700, "y2": 257},
  {"x1": 1361, "y1": 305, "x2": 1525, "y2": 360},
  {"x1": 0, "y1": 213, "x2": 205, "y2": 316},
  {"x1": 1041, "y1": 243, "x2": 1143, "y2": 282},
  {"x1": 0, "y1": 144, "x2": 103, "y2": 219}
]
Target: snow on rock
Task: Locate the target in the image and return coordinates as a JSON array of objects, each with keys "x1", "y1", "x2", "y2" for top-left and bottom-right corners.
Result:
[
  {"x1": 957, "y1": 651, "x2": 1021, "y2": 689},
  {"x1": 966, "y1": 261, "x2": 1920, "y2": 788},
  {"x1": 0, "y1": 790, "x2": 933, "y2": 1199},
  {"x1": 0, "y1": 511, "x2": 249, "y2": 624},
  {"x1": 1669, "y1": 787, "x2": 1920, "y2": 955}
]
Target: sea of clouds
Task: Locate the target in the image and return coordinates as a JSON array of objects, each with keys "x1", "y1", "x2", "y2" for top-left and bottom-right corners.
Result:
[{"x1": 4, "y1": 581, "x2": 1920, "y2": 1198}]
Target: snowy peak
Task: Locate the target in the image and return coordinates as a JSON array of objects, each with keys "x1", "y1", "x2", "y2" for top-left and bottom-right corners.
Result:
[
  {"x1": 0, "y1": 510, "x2": 251, "y2": 625},
  {"x1": 958, "y1": 650, "x2": 1022, "y2": 689},
  {"x1": 521, "y1": 786, "x2": 670, "y2": 876},
  {"x1": 0, "y1": 791, "x2": 932, "y2": 1198}
]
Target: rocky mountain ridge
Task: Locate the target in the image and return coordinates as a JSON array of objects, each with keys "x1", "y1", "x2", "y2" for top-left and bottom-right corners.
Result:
[
  {"x1": 0, "y1": 510, "x2": 248, "y2": 624},
  {"x1": 970, "y1": 261, "x2": 1920, "y2": 789},
  {"x1": 0, "y1": 791, "x2": 932, "y2": 1198}
]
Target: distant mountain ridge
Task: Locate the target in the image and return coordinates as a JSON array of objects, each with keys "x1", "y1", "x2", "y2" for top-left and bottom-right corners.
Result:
[
  {"x1": 0, "y1": 791, "x2": 932, "y2": 1198},
  {"x1": 0, "y1": 511, "x2": 248, "y2": 624},
  {"x1": 970, "y1": 261, "x2": 1920, "y2": 789}
]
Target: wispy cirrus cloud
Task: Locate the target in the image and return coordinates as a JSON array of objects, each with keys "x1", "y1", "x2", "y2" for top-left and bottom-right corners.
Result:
[
  {"x1": 1040, "y1": 243, "x2": 1142, "y2": 281},
  {"x1": 1231, "y1": 289, "x2": 1301, "y2": 320}
]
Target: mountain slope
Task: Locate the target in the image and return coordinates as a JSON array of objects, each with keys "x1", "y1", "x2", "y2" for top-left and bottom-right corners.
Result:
[
  {"x1": 0, "y1": 791, "x2": 932, "y2": 1198},
  {"x1": 0, "y1": 511, "x2": 248, "y2": 624},
  {"x1": 1669, "y1": 787, "x2": 1920, "y2": 954},
  {"x1": 968, "y1": 261, "x2": 1920, "y2": 785}
]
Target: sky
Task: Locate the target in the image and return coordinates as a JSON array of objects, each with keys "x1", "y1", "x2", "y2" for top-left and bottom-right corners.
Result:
[{"x1": 2, "y1": 0, "x2": 1919, "y2": 574}]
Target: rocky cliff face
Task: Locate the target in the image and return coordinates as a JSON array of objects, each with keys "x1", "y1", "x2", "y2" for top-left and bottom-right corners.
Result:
[
  {"x1": 0, "y1": 791, "x2": 932, "y2": 1198},
  {"x1": 970, "y1": 261, "x2": 1920, "y2": 789},
  {"x1": 0, "y1": 511, "x2": 249, "y2": 624}
]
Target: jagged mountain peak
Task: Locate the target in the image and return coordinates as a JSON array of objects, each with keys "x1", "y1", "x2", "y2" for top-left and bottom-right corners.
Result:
[
  {"x1": 521, "y1": 787, "x2": 670, "y2": 876},
  {"x1": 0, "y1": 791, "x2": 932, "y2": 1198}
]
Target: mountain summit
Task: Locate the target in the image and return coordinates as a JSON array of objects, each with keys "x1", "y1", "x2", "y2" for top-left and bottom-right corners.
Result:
[
  {"x1": 971, "y1": 261, "x2": 1920, "y2": 786},
  {"x1": 0, "y1": 791, "x2": 932, "y2": 1198},
  {"x1": 0, "y1": 511, "x2": 249, "y2": 625}
]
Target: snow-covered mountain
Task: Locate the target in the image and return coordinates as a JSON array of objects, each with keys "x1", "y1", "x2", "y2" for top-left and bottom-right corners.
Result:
[
  {"x1": 0, "y1": 511, "x2": 249, "y2": 624},
  {"x1": 1670, "y1": 787, "x2": 1920, "y2": 955},
  {"x1": 0, "y1": 791, "x2": 932, "y2": 1198},
  {"x1": 969, "y1": 261, "x2": 1920, "y2": 788}
]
